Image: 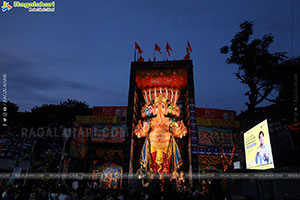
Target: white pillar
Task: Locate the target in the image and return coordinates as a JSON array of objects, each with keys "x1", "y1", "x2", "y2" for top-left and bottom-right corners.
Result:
[
  {"x1": 149, "y1": 89, "x2": 152, "y2": 101},
  {"x1": 144, "y1": 90, "x2": 148, "y2": 104},
  {"x1": 165, "y1": 88, "x2": 168, "y2": 100}
]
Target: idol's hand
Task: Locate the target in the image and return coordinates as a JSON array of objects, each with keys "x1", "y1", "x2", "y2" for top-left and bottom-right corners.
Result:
[
  {"x1": 142, "y1": 121, "x2": 150, "y2": 133},
  {"x1": 172, "y1": 120, "x2": 187, "y2": 138},
  {"x1": 134, "y1": 120, "x2": 149, "y2": 138}
]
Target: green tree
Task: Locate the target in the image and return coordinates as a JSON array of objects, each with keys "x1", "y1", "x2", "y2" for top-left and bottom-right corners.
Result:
[
  {"x1": 30, "y1": 99, "x2": 92, "y2": 127},
  {"x1": 220, "y1": 21, "x2": 287, "y2": 126}
]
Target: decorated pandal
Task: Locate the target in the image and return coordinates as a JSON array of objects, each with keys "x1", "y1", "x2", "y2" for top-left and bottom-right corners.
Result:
[
  {"x1": 92, "y1": 162, "x2": 122, "y2": 189},
  {"x1": 134, "y1": 86, "x2": 188, "y2": 177}
]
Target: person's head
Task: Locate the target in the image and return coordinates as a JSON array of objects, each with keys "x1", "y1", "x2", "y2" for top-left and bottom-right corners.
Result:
[
  {"x1": 171, "y1": 171, "x2": 177, "y2": 179},
  {"x1": 150, "y1": 173, "x2": 154, "y2": 180},
  {"x1": 259, "y1": 131, "x2": 264, "y2": 145},
  {"x1": 180, "y1": 171, "x2": 184, "y2": 177},
  {"x1": 6, "y1": 188, "x2": 14, "y2": 195},
  {"x1": 84, "y1": 189, "x2": 91, "y2": 196}
]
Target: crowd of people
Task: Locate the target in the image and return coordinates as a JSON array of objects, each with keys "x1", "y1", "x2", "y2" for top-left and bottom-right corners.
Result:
[
  {"x1": 0, "y1": 177, "x2": 212, "y2": 200},
  {"x1": 1, "y1": 176, "x2": 292, "y2": 200},
  {"x1": 0, "y1": 130, "x2": 63, "y2": 160}
]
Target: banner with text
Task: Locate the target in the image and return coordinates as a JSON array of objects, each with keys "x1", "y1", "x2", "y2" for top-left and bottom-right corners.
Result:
[
  {"x1": 92, "y1": 125, "x2": 126, "y2": 143},
  {"x1": 198, "y1": 127, "x2": 233, "y2": 146},
  {"x1": 92, "y1": 106, "x2": 127, "y2": 117},
  {"x1": 196, "y1": 118, "x2": 240, "y2": 128},
  {"x1": 196, "y1": 108, "x2": 236, "y2": 120},
  {"x1": 75, "y1": 116, "x2": 126, "y2": 124}
]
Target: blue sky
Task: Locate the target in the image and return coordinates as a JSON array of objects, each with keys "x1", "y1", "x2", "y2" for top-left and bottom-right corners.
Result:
[{"x1": 1, "y1": 0, "x2": 299, "y2": 114}]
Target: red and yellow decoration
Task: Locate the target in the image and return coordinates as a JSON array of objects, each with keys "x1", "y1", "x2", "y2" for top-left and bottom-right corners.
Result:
[
  {"x1": 92, "y1": 162, "x2": 122, "y2": 189},
  {"x1": 134, "y1": 94, "x2": 187, "y2": 176},
  {"x1": 136, "y1": 68, "x2": 187, "y2": 89},
  {"x1": 221, "y1": 144, "x2": 236, "y2": 171}
]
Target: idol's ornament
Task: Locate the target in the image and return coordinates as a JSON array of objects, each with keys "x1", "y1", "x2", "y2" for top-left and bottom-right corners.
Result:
[{"x1": 134, "y1": 87, "x2": 188, "y2": 177}]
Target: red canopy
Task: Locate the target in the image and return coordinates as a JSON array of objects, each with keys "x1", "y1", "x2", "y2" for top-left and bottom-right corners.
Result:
[{"x1": 136, "y1": 68, "x2": 187, "y2": 89}]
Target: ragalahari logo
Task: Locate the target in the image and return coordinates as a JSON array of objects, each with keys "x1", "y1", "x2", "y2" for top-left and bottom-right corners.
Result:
[{"x1": 2, "y1": 1, "x2": 13, "y2": 12}]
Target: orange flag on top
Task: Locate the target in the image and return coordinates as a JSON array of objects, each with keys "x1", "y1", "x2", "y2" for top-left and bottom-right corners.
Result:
[
  {"x1": 138, "y1": 55, "x2": 144, "y2": 62},
  {"x1": 135, "y1": 42, "x2": 143, "y2": 54},
  {"x1": 154, "y1": 43, "x2": 161, "y2": 54},
  {"x1": 166, "y1": 42, "x2": 173, "y2": 56},
  {"x1": 186, "y1": 47, "x2": 190, "y2": 54},
  {"x1": 184, "y1": 47, "x2": 190, "y2": 60},
  {"x1": 187, "y1": 41, "x2": 192, "y2": 52},
  {"x1": 184, "y1": 53, "x2": 190, "y2": 60}
]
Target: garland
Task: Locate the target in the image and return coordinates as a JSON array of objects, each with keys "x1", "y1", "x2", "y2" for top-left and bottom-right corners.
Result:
[{"x1": 221, "y1": 144, "x2": 235, "y2": 171}]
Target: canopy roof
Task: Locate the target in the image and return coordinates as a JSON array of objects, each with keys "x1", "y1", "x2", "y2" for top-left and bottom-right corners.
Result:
[{"x1": 136, "y1": 68, "x2": 187, "y2": 89}]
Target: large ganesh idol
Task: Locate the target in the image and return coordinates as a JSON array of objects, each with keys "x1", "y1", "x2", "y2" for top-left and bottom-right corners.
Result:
[{"x1": 134, "y1": 88, "x2": 187, "y2": 176}]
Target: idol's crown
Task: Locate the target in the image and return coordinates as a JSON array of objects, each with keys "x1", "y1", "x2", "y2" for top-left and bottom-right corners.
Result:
[{"x1": 142, "y1": 87, "x2": 180, "y2": 106}]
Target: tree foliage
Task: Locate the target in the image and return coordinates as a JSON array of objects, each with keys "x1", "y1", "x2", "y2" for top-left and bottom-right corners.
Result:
[
  {"x1": 220, "y1": 21, "x2": 287, "y2": 125},
  {"x1": 30, "y1": 99, "x2": 92, "y2": 127}
]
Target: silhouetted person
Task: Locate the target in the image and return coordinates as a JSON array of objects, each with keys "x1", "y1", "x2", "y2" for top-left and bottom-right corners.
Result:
[
  {"x1": 150, "y1": 174, "x2": 162, "y2": 200},
  {"x1": 163, "y1": 178, "x2": 174, "y2": 200},
  {"x1": 128, "y1": 177, "x2": 142, "y2": 200}
]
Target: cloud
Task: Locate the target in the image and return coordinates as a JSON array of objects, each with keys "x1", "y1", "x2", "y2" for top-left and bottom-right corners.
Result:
[
  {"x1": 0, "y1": 51, "x2": 35, "y2": 74},
  {"x1": 0, "y1": 50, "x2": 112, "y2": 110}
]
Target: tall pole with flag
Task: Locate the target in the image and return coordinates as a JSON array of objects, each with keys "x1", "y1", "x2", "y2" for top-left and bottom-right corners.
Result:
[
  {"x1": 184, "y1": 41, "x2": 192, "y2": 60},
  {"x1": 154, "y1": 43, "x2": 161, "y2": 61},
  {"x1": 134, "y1": 42, "x2": 143, "y2": 62},
  {"x1": 134, "y1": 44, "x2": 136, "y2": 61},
  {"x1": 165, "y1": 42, "x2": 173, "y2": 60},
  {"x1": 187, "y1": 40, "x2": 192, "y2": 53}
]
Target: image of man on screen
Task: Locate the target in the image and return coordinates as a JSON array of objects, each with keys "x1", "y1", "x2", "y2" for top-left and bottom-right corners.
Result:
[{"x1": 256, "y1": 131, "x2": 273, "y2": 165}]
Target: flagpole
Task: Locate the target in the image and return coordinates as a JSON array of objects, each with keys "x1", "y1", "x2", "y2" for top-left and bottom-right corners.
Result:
[{"x1": 134, "y1": 47, "x2": 136, "y2": 62}]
